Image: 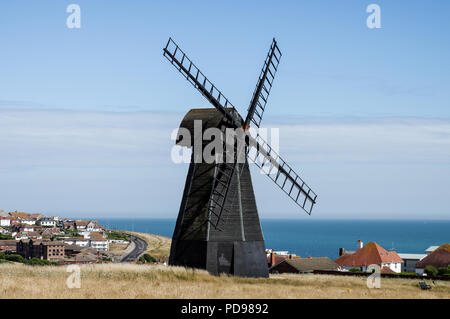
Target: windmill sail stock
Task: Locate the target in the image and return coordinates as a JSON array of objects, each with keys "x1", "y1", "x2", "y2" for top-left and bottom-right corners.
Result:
[
  {"x1": 244, "y1": 38, "x2": 282, "y2": 129},
  {"x1": 163, "y1": 37, "x2": 317, "y2": 229}
]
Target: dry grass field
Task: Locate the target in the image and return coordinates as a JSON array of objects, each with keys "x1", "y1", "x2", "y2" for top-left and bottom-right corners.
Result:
[{"x1": 0, "y1": 263, "x2": 449, "y2": 299}]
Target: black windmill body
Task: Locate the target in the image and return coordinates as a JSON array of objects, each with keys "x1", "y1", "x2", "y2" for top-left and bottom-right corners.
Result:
[{"x1": 163, "y1": 38, "x2": 318, "y2": 278}]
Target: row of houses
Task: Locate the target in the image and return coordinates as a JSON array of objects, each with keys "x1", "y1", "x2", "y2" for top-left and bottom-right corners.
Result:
[
  {"x1": 267, "y1": 240, "x2": 450, "y2": 275},
  {"x1": 0, "y1": 210, "x2": 110, "y2": 252}
]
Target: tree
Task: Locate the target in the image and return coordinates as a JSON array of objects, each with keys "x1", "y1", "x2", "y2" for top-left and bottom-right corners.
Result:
[{"x1": 424, "y1": 265, "x2": 438, "y2": 276}]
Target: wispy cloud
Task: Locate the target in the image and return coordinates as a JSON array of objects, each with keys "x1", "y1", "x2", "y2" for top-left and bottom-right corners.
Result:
[{"x1": 0, "y1": 109, "x2": 449, "y2": 218}]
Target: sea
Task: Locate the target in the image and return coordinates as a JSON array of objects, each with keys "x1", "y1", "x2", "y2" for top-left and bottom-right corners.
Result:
[{"x1": 96, "y1": 218, "x2": 449, "y2": 260}]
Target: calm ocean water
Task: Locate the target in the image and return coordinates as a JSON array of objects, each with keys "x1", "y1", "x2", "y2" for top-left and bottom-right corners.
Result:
[{"x1": 96, "y1": 218, "x2": 449, "y2": 259}]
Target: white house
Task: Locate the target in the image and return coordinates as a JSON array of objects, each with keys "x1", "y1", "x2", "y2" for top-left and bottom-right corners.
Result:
[
  {"x1": 39, "y1": 218, "x2": 56, "y2": 227},
  {"x1": 63, "y1": 237, "x2": 90, "y2": 247},
  {"x1": 0, "y1": 217, "x2": 11, "y2": 227},
  {"x1": 21, "y1": 219, "x2": 36, "y2": 225},
  {"x1": 335, "y1": 241, "x2": 404, "y2": 273},
  {"x1": 75, "y1": 220, "x2": 101, "y2": 233},
  {"x1": 90, "y1": 239, "x2": 109, "y2": 251}
]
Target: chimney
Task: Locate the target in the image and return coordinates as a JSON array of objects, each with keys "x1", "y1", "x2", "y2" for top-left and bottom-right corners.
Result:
[
  {"x1": 339, "y1": 248, "x2": 345, "y2": 256},
  {"x1": 357, "y1": 240, "x2": 363, "y2": 250}
]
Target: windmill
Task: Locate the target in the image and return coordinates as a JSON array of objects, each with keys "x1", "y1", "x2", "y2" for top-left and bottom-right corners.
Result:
[{"x1": 163, "y1": 37, "x2": 317, "y2": 278}]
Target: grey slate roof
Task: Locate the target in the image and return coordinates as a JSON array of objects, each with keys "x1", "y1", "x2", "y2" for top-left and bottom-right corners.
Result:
[{"x1": 271, "y1": 257, "x2": 340, "y2": 273}]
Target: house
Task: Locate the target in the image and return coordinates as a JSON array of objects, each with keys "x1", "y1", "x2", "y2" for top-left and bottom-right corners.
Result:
[
  {"x1": 0, "y1": 227, "x2": 9, "y2": 234},
  {"x1": 21, "y1": 219, "x2": 36, "y2": 226},
  {"x1": 0, "y1": 240, "x2": 17, "y2": 252},
  {"x1": 16, "y1": 239, "x2": 65, "y2": 261},
  {"x1": 65, "y1": 245, "x2": 97, "y2": 257},
  {"x1": 335, "y1": 241, "x2": 403, "y2": 273},
  {"x1": 63, "y1": 237, "x2": 90, "y2": 247},
  {"x1": 75, "y1": 220, "x2": 101, "y2": 232},
  {"x1": 89, "y1": 238, "x2": 109, "y2": 251},
  {"x1": 71, "y1": 251, "x2": 98, "y2": 264},
  {"x1": 85, "y1": 231, "x2": 106, "y2": 239},
  {"x1": 39, "y1": 218, "x2": 56, "y2": 227},
  {"x1": 62, "y1": 221, "x2": 75, "y2": 231},
  {"x1": 425, "y1": 246, "x2": 439, "y2": 255},
  {"x1": 9, "y1": 211, "x2": 29, "y2": 220},
  {"x1": 16, "y1": 224, "x2": 39, "y2": 232},
  {"x1": 270, "y1": 257, "x2": 340, "y2": 274},
  {"x1": 0, "y1": 217, "x2": 11, "y2": 227},
  {"x1": 415, "y1": 243, "x2": 450, "y2": 275},
  {"x1": 266, "y1": 249, "x2": 300, "y2": 268},
  {"x1": 14, "y1": 232, "x2": 29, "y2": 240},
  {"x1": 41, "y1": 227, "x2": 64, "y2": 238},
  {"x1": 0, "y1": 211, "x2": 9, "y2": 218},
  {"x1": 14, "y1": 231, "x2": 42, "y2": 241},
  {"x1": 29, "y1": 213, "x2": 45, "y2": 221},
  {"x1": 397, "y1": 253, "x2": 427, "y2": 273}
]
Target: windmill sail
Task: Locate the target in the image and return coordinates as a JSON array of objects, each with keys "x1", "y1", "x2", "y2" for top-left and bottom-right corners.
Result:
[
  {"x1": 247, "y1": 133, "x2": 317, "y2": 214},
  {"x1": 163, "y1": 37, "x2": 317, "y2": 228},
  {"x1": 244, "y1": 38, "x2": 282, "y2": 129},
  {"x1": 163, "y1": 38, "x2": 242, "y2": 128}
]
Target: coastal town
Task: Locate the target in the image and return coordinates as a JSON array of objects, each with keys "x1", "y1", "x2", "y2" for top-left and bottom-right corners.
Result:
[
  {"x1": 0, "y1": 209, "x2": 137, "y2": 264},
  {"x1": 1, "y1": 209, "x2": 448, "y2": 279}
]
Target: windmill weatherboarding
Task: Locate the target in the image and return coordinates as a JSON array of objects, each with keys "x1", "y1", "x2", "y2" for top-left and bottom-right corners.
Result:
[{"x1": 163, "y1": 37, "x2": 317, "y2": 277}]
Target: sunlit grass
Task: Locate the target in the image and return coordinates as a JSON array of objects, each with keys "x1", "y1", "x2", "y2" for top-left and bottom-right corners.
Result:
[{"x1": 0, "y1": 263, "x2": 448, "y2": 299}]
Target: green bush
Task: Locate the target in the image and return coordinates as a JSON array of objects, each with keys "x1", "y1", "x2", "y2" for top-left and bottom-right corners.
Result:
[
  {"x1": 5, "y1": 254, "x2": 26, "y2": 263},
  {"x1": 437, "y1": 267, "x2": 450, "y2": 276},
  {"x1": 0, "y1": 252, "x2": 6, "y2": 260},
  {"x1": 349, "y1": 268, "x2": 361, "y2": 273},
  {"x1": 398, "y1": 272, "x2": 417, "y2": 276},
  {"x1": 424, "y1": 265, "x2": 438, "y2": 276},
  {"x1": 107, "y1": 232, "x2": 129, "y2": 241},
  {"x1": 0, "y1": 233, "x2": 13, "y2": 240},
  {"x1": 143, "y1": 254, "x2": 157, "y2": 263},
  {"x1": 26, "y1": 258, "x2": 52, "y2": 266}
]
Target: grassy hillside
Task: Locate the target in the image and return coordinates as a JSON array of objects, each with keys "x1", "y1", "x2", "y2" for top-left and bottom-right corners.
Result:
[
  {"x1": 125, "y1": 231, "x2": 171, "y2": 260},
  {"x1": 0, "y1": 263, "x2": 449, "y2": 299}
]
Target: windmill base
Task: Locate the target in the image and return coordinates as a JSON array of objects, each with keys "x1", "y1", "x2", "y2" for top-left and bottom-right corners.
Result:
[
  {"x1": 170, "y1": 240, "x2": 268, "y2": 277},
  {"x1": 169, "y1": 108, "x2": 269, "y2": 278}
]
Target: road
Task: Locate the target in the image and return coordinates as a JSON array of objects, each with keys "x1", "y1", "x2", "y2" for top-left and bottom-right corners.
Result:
[{"x1": 121, "y1": 234, "x2": 148, "y2": 262}]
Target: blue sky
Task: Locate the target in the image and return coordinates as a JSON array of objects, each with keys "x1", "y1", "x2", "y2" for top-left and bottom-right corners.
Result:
[{"x1": 0, "y1": 1, "x2": 449, "y2": 219}]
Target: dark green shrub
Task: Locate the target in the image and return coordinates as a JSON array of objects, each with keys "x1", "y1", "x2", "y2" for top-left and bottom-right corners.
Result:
[
  {"x1": 437, "y1": 267, "x2": 450, "y2": 276},
  {"x1": 0, "y1": 252, "x2": 6, "y2": 260},
  {"x1": 26, "y1": 258, "x2": 52, "y2": 266},
  {"x1": 143, "y1": 254, "x2": 157, "y2": 263},
  {"x1": 349, "y1": 268, "x2": 361, "y2": 273},
  {"x1": 5, "y1": 254, "x2": 26, "y2": 263},
  {"x1": 107, "y1": 231, "x2": 129, "y2": 241},
  {"x1": 424, "y1": 265, "x2": 438, "y2": 276}
]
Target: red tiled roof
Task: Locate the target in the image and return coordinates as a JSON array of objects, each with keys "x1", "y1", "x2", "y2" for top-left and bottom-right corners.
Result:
[
  {"x1": 416, "y1": 243, "x2": 450, "y2": 269},
  {"x1": 335, "y1": 242, "x2": 403, "y2": 267}
]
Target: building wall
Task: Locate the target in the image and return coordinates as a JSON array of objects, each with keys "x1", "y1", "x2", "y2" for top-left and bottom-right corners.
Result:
[{"x1": 401, "y1": 259, "x2": 420, "y2": 273}]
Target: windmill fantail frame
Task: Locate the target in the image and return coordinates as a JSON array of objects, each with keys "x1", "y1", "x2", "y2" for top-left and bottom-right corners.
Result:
[{"x1": 163, "y1": 37, "x2": 318, "y2": 277}]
